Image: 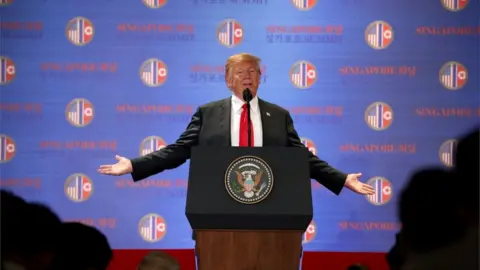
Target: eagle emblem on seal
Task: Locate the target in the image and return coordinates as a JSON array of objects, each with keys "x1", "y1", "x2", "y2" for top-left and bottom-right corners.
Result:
[{"x1": 235, "y1": 170, "x2": 265, "y2": 199}]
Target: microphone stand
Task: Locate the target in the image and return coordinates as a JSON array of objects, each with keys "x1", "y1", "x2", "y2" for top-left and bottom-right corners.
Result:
[{"x1": 246, "y1": 101, "x2": 252, "y2": 147}]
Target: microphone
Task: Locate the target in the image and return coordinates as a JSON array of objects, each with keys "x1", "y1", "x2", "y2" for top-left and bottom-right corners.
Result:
[
  {"x1": 242, "y1": 88, "x2": 253, "y2": 147},
  {"x1": 242, "y1": 88, "x2": 253, "y2": 103}
]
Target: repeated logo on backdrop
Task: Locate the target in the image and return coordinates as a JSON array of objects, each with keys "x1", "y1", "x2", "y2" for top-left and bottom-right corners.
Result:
[
  {"x1": 301, "y1": 138, "x2": 317, "y2": 155},
  {"x1": 0, "y1": 135, "x2": 16, "y2": 163},
  {"x1": 140, "y1": 136, "x2": 167, "y2": 156},
  {"x1": 0, "y1": 56, "x2": 16, "y2": 85},
  {"x1": 65, "y1": 173, "x2": 93, "y2": 202},
  {"x1": 365, "y1": 21, "x2": 394, "y2": 50},
  {"x1": 439, "y1": 139, "x2": 457, "y2": 167},
  {"x1": 439, "y1": 61, "x2": 468, "y2": 90},
  {"x1": 303, "y1": 220, "x2": 317, "y2": 244},
  {"x1": 365, "y1": 102, "x2": 393, "y2": 131},
  {"x1": 0, "y1": 0, "x2": 13, "y2": 6},
  {"x1": 140, "y1": 59, "x2": 168, "y2": 87},
  {"x1": 1, "y1": 0, "x2": 477, "y2": 252},
  {"x1": 143, "y1": 0, "x2": 167, "y2": 9},
  {"x1": 291, "y1": 0, "x2": 317, "y2": 11},
  {"x1": 66, "y1": 17, "x2": 94, "y2": 46},
  {"x1": 139, "y1": 213, "x2": 167, "y2": 242},
  {"x1": 365, "y1": 177, "x2": 392, "y2": 206},
  {"x1": 65, "y1": 98, "x2": 94, "y2": 127},
  {"x1": 217, "y1": 19, "x2": 243, "y2": 48},
  {"x1": 441, "y1": 0, "x2": 469, "y2": 11},
  {"x1": 290, "y1": 61, "x2": 317, "y2": 89}
]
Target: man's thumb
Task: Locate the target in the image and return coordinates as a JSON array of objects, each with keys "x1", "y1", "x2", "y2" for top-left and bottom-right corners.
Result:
[
  {"x1": 355, "y1": 173, "x2": 362, "y2": 177},
  {"x1": 115, "y1": 155, "x2": 121, "y2": 161}
]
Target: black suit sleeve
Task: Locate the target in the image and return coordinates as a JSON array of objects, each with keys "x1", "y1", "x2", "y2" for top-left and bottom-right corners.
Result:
[
  {"x1": 130, "y1": 108, "x2": 202, "y2": 182},
  {"x1": 286, "y1": 112, "x2": 347, "y2": 195}
]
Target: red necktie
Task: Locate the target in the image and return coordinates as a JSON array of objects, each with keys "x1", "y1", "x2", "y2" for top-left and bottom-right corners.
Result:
[{"x1": 239, "y1": 104, "x2": 254, "y2": 147}]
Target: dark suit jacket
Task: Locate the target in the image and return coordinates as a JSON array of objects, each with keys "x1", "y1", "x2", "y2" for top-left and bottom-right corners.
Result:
[{"x1": 130, "y1": 97, "x2": 347, "y2": 195}]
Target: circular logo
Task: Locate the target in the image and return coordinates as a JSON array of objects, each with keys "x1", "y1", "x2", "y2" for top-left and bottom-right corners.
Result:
[
  {"x1": 64, "y1": 173, "x2": 93, "y2": 202},
  {"x1": 439, "y1": 61, "x2": 468, "y2": 90},
  {"x1": 301, "y1": 138, "x2": 317, "y2": 155},
  {"x1": 216, "y1": 19, "x2": 243, "y2": 48},
  {"x1": 143, "y1": 0, "x2": 167, "y2": 8},
  {"x1": 139, "y1": 136, "x2": 167, "y2": 156},
  {"x1": 65, "y1": 98, "x2": 94, "y2": 127},
  {"x1": 365, "y1": 21, "x2": 394, "y2": 50},
  {"x1": 0, "y1": 134, "x2": 16, "y2": 163},
  {"x1": 365, "y1": 102, "x2": 393, "y2": 131},
  {"x1": 139, "y1": 58, "x2": 168, "y2": 87},
  {"x1": 365, "y1": 177, "x2": 392, "y2": 206},
  {"x1": 441, "y1": 0, "x2": 468, "y2": 11},
  {"x1": 225, "y1": 156, "x2": 274, "y2": 204},
  {"x1": 289, "y1": 61, "x2": 317, "y2": 89},
  {"x1": 66, "y1": 17, "x2": 94, "y2": 46},
  {"x1": 302, "y1": 220, "x2": 317, "y2": 244},
  {"x1": 0, "y1": 56, "x2": 16, "y2": 85},
  {"x1": 0, "y1": 0, "x2": 14, "y2": 6},
  {"x1": 439, "y1": 139, "x2": 457, "y2": 167},
  {"x1": 138, "y1": 213, "x2": 167, "y2": 242},
  {"x1": 291, "y1": 0, "x2": 317, "y2": 11}
]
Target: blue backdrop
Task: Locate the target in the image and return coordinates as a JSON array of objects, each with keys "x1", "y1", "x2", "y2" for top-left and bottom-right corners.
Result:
[{"x1": 1, "y1": 0, "x2": 479, "y2": 252}]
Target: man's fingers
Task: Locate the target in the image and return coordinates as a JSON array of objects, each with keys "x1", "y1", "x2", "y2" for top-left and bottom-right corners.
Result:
[
  {"x1": 98, "y1": 168, "x2": 110, "y2": 174},
  {"x1": 363, "y1": 183, "x2": 374, "y2": 192},
  {"x1": 363, "y1": 184, "x2": 375, "y2": 195}
]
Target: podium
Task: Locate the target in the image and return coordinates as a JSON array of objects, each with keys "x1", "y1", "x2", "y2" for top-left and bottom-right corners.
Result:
[{"x1": 186, "y1": 147, "x2": 313, "y2": 270}]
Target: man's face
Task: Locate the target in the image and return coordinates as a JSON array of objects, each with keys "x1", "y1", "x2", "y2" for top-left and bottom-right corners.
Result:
[{"x1": 227, "y1": 61, "x2": 260, "y2": 100}]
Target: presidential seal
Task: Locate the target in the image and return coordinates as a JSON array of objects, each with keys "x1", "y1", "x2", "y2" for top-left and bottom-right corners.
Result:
[{"x1": 224, "y1": 156, "x2": 274, "y2": 204}]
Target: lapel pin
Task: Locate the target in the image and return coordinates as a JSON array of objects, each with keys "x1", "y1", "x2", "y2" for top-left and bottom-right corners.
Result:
[{"x1": 266, "y1": 112, "x2": 270, "y2": 116}]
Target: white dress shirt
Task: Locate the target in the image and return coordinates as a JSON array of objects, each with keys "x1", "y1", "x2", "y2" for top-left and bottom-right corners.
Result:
[{"x1": 230, "y1": 95, "x2": 263, "y2": 147}]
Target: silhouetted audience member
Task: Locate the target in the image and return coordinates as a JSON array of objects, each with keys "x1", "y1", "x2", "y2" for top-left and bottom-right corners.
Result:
[
  {"x1": 137, "y1": 251, "x2": 180, "y2": 270},
  {"x1": 399, "y1": 168, "x2": 461, "y2": 253},
  {"x1": 1, "y1": 190, "x2": 30, "y2": 269},
  {"x1": 346, "y1": 263, "x2": 370, "y2": 270},
  {"x1": 52, "y1": 222, "x2": 113, "y2": 270},
  {"x1": 401, "y1": 128, "x2": 480, "y2": 270},
  {"x1": 386, "y1": 232, "x2": 407, "y2": 270},
  {"x1": 454, "y1": 127, "x2": 479, "y2": 218},
  {"x1": 1, "y1": 190, "x2": 62, "y2": 270}
]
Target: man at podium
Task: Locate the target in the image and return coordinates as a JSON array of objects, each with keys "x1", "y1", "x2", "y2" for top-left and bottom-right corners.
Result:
[{"x1": 98, "y1": 53, "x2": 374, "y2": 196}]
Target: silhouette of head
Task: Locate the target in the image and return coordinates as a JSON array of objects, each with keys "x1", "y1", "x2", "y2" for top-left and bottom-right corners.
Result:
[
  {"x1": 346, "y1": 264, "x2": 370, "y2": 270},
  {"x1": 399, "y1": 168, "x2": 465, "y2": 253},
  {"x1": 1, "y1": 190, "x2": 62, "y2": 270},
  {"x1": 137, "y1": 251, "x2": 180, "y2": 270},
  {"x1": 53, "y1": 222, "x2": 112, "y2": 270}
]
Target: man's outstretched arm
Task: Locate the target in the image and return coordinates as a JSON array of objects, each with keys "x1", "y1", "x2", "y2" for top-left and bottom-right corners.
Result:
[{"x1": 130, "y1": 108, "x2": 202, "y2": 181}]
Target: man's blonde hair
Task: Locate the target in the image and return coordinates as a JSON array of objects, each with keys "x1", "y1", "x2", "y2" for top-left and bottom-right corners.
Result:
[
  {"x1": 225, "y1": 53, "x2": 262, "y2": 78},
  {"x1": 137, "y1": 251, "x2": 180, "y2": 270}
]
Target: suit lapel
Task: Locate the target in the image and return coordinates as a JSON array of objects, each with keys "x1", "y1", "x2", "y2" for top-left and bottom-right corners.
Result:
[
  {"x1": 258, "y1": 99, "x2": 274, "y2": 146},
  {"x1": 219, "y1": 98, "x2": 231, "y2": 146}
]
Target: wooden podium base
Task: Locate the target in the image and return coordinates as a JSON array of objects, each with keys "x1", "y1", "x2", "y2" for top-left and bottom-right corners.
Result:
[{"x1": 195, "y1": 230, "x2": 303, "y2": 270}]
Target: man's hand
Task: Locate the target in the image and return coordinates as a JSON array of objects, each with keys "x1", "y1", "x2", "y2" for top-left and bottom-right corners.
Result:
[
  {"x1": 98, "y1": 155, "x2": 133, "y2": 176},
  {"x1": 344, "y1": 173, "x2": 375, "y2": 195}
]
